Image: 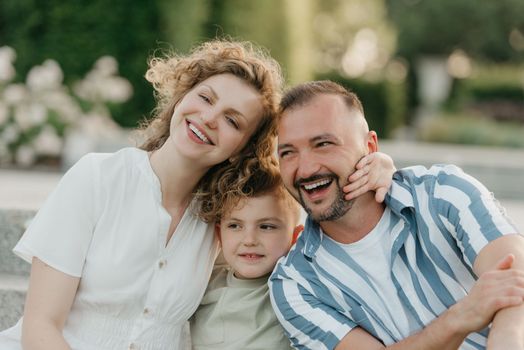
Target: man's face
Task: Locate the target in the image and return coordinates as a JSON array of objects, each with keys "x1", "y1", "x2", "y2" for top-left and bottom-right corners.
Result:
[{"x1": 277, "y1": 93, "x2": 376, "y2": 222}]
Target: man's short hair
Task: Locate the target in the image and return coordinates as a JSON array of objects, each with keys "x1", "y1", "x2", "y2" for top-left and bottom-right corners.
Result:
[{"x1": 279, "y1": 80, "x2": 364, "y2": 116}]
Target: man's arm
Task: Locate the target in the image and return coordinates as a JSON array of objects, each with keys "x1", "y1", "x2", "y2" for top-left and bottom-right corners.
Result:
[
  {"x1": 474, "y1": 234, "x2": 524, "y2": 349},
  {"x1": 270, "y1": 256, "x2": 524, "y2": 350},
  {"x1": 336, "y1": 252, "x2": 524, "y2": 349}
]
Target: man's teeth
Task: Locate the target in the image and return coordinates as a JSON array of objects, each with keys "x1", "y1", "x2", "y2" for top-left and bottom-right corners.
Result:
[
  {"x1": 189, "y1": 123, "x2": 210, "y2": 144},
  {"x1": 303, "y1": 179, "x2": 331, "y2": 190}
]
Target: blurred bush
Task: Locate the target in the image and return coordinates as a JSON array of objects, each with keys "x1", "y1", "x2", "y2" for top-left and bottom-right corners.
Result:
[
  {"x1": 418, "y1": 112, "x2": 524, "y2": 148},
  {"x1": 316, "y1": 72, "x2": 407, "y2": 138},
  {"x1": 0, "y1": 46, "x2": 132, "y2": 166},
  {"x1": 449, "y1": 64, "x2": 524, "y2": 123},
  {"x1": 0, "y1": 0, "x2": 163, "y2": 128}
]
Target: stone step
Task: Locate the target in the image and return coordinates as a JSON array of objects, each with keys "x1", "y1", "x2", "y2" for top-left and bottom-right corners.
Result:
[
  {"x1": 0, "y1": 273, "x2": 28, "y2": 330},
  {"x1": 0, "y1": 210, "x2": 34, "y2": 276}
]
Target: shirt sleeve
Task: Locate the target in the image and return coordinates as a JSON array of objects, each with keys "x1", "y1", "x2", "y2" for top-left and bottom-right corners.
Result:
[
  {"x1": 13, "y1": 153, "x2": 100, "y2": 277},
  {"x1": 433, "y1": 164, "x2": 519, "y2": 266},
  {"x1": 269, "y1": 262, "x2": 355, "y2": 350}
]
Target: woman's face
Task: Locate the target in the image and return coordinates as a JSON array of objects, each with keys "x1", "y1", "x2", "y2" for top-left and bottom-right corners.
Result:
[{"x1": 170, "y1": 73, "x2": 264, "y2": 167}]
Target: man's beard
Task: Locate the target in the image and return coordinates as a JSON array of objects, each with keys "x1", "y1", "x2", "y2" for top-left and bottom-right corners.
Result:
[{"x1": 295, "y1": 174, "x2": 355, "y2": 222}]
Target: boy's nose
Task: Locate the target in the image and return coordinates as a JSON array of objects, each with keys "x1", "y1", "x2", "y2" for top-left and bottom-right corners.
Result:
[{"x1": 242, "y1": 229, "x2": 258, "y2": 246}]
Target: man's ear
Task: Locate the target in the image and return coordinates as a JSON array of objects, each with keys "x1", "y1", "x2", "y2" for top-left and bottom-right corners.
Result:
[
  {"x1": 291, "y1": 224, "x2": 304, "y2": 245},
  {"x1": 215, "y1": 223, "x2": 222, "y2": 245},
  {"x1": 366, "y1": 130, "x2": 378, "y2": 154}
]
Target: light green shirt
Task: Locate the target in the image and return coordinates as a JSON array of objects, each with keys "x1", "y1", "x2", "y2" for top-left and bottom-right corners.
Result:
[{"x1": 190, "y1": 267, "x2": 292, "y2": 350}]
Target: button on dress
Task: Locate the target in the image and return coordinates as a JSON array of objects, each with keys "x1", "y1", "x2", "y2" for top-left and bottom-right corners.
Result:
[{"x1": 0, "y1": 148, "x2": 219, "y2": 350}]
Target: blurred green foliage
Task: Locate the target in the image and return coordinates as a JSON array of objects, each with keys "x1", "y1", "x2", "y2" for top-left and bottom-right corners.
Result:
[
  {"x1": 386, "y1": 0, "x2": 524, "y2": 62},
  {"x1": 0, "y1": 0, "x2": 163, "y2": 127},
  {"x1": 448, "y1": 64, "x2": 524, "y2": 123},
  {"x1": 0, "y1": 0, "x2": 292, "y2": 128},
  {"x1": 419, "y1": 112, "x2": 524, "y2": 148},
  {"x1": 316, "y1": 73, "x2": 407, "y2": 138}
]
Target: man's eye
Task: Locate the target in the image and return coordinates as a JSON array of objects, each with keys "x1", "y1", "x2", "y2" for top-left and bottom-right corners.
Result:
[
  {"x1": 279, "y1": 150, "x2": 292, "y2": 158},
  {"x1": 317, "y1": 141, "x2": 331, "y2": 147}
]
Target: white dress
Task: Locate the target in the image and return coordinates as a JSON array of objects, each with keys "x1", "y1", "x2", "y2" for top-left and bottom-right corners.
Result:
[{"x1": 0, "y1": 147, "x2": 219, "y2": 350}]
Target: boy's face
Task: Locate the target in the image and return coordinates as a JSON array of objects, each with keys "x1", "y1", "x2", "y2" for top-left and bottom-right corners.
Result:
[{"x1": 219, "y1": 192, "x2": 296, "y2": 279}]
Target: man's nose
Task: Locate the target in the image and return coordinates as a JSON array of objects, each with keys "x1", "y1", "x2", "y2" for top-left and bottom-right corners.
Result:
[{"x1": 296, "y1": 152, "x2": 321, "y2": 180}]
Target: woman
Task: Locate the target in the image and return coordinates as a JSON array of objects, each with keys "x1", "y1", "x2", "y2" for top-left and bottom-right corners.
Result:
[
  {"x1": 0, "y1": 39, "x2": 393, "y2": 350},
  {"x1": 0, "y1": 39, "x2": 284, "y2": 350}
]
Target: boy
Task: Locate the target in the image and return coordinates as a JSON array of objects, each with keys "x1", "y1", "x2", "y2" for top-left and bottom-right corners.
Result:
[
  {"x1": 190, "y1": 152, "x2": 395, "y2": 349},
  {"x1": 190, "y1": 162, "x2": 301, "y2": 349}
]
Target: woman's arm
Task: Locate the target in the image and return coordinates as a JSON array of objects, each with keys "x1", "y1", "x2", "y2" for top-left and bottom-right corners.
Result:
[{"x1": 21, "y1": 257, "x2": 80, "y2": 350}]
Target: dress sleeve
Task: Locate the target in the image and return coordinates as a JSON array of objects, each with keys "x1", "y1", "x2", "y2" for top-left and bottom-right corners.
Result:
[
  {"x1": 269, "y1": 263, "x2": 355, "y2": 350},
  {"x1": 13, "y1": 153, "x2": 100, "y2": 277},
  {"x1": 433, "y1": 164, "x2": 519, "y2": 266}
]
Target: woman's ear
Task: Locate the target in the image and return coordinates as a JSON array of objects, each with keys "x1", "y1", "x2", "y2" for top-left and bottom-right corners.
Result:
[{"x1": 291, "y1": 224, "x2": 304, "y2": 245}]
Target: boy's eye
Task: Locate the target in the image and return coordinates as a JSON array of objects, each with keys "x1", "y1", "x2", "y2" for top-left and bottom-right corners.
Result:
[
  {"x1": 227, "y1": 223, "x2": 240, "y2": 229},
  {"x1": 260, "y1": 224, "x2": 278, "y2": 230}
]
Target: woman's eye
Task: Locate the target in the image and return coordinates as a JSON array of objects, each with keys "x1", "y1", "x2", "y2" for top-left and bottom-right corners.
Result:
[
  {"x1": 227, "y1": 223, "x2": 240, "y2": 229},
  {"x1": 225, "y1": 116, "x2": 239, "y2": 129},
  {"x1": 199, "y1": 94, "x2": 212, "y2": 104}
]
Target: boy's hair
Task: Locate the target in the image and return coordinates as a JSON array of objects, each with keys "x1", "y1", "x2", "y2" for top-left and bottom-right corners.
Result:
[{"x1": 220, "y1": 157, "x2": 301, "y2": 226}]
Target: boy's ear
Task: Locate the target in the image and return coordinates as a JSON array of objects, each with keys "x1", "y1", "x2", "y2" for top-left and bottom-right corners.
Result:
[
  {"x1": 215, "y1": 223, "x2": 222, "y2": 244},
  {"x1": 291, "y1": 224, "x2": 304, "y2": 245}
]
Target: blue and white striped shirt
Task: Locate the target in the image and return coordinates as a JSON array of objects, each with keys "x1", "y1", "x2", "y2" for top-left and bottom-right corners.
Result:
[{"x1": 269, "y1": 165, "x2": 518, "y2": 350}]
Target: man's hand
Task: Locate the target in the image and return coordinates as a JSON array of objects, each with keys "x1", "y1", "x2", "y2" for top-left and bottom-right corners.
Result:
[{"x1": 450, "y1": 254, "x2": 524, "y2": 335}]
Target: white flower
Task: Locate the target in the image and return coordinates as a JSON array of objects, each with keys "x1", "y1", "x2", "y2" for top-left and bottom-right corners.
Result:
[
  {"x1": 0, "y1": 46, "x2": 16, "y2": 82},
  {"x1": 15, "y1": 145, "x2": 36, "y2": 166},
  {"x1": 14, "y1": 103, "x2": 47, "y2": 130},
  {"x1": 94, "y1": 56, "x2": 118, "y2": 77},
  {"x1": 3, "y1": 84, "x2": 28, "y2": 105},
  {"x1": 100, "y1": 77, "x2": 133, "y2": 103},
  {"x1": 32, "y1": 126, "x2": 63, "y2": 156},
  {"x1": 73, "y1": 56, "x2": 132, "y2": 103},
  {"x1": 2, "y1": 124, "x2": 20, "y2": 143},
  {"x1": 26, "y1": 59, "x2": 64, "y2": 91},
  {"x1": 39, "y1": 89, "x2": 82, "y2": 123}
]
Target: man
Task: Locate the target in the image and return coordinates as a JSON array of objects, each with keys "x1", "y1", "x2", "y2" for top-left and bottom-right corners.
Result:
[{"x1": 269, "y1": 80, "x2": 524, "y2": 349}]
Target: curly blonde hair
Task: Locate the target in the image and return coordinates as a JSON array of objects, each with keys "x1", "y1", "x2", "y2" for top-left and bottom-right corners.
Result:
[{"x1": 140, "y1": 39, "x2": 284, "y2": 222}]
